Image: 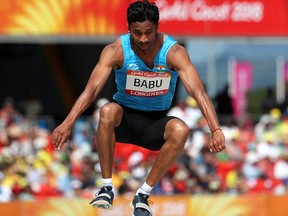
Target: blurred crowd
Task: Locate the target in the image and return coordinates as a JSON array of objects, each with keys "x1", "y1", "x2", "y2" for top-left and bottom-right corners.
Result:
[{"x1": 0, "y1": 95, "x2": 288, "y2": 203}]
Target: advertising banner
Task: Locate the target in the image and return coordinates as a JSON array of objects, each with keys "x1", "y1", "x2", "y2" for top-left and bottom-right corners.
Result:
[
  {"x1": 156, "y1": 0, "x2": 288, "y2": 36},
  {"x1": 0, "y1": 0, "x2": 288, "y2": 36},
  {"x1": 2, "y1": 194, "x2": 288, "y2": 216}
]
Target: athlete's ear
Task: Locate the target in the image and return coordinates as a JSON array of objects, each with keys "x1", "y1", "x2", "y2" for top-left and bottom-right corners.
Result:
[{"x1": 127, "y1": 24, "x2": 130, "y2": 33}]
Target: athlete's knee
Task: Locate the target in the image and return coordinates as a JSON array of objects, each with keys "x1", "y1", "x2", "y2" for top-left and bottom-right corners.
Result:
[
  {"x1": 173, "y1": 120, "x2": 189, "y2": 137},
  {"x1": 99, "y1": 103, "x2": 122, "y2": 124},
  {"x1": 166, "y1": 119, "x2": 190, "y2": 143}
]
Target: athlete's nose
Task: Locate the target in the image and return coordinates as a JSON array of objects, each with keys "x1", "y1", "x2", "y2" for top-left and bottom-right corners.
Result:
[{"x1": 139, "y1": 34, "x2": 148, "y2": 43}]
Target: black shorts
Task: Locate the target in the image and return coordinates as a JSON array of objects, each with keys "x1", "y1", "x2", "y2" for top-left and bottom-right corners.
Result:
[{"x1": 115, "y1": 105, "x2": 176, "y2": 151}]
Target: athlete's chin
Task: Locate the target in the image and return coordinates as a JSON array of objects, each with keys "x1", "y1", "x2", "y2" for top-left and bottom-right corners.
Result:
[{"x1": 138, "y1": 43, "x2": 151, "y2": 50}]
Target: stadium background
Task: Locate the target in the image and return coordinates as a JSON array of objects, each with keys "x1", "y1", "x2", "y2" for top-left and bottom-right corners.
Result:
[{"x1": 1, "y1": 0, "x2": 288, "y2": 215}]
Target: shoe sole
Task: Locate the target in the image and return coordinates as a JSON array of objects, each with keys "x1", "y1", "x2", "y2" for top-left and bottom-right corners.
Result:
[
  {"x1": 129, "y1": 202, "x2": 152, "y2": 216},
  {"x1": 91, "y1": 200, "x2": 113, "y2": 210}
]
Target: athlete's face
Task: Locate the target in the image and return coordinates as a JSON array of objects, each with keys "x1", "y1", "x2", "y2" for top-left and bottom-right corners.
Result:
[{"x1": 129, "y1": 20, "x2": 158, "y2": 52}]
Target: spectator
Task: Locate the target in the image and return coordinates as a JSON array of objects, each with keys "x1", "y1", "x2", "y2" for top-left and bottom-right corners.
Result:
[
  {"x1": 242, "y1": 151, "x2": 263, "y2": 180},
  {"x1": 18, "y1": 89, "x2": 43, "y2": 117},
  {"x1": 167, "y1": 96, "x2": 202, "y2": 129},
  {"x1": 262, "y1": 87, "x2": 279, "y2": 114},
  {"x1": 214, "y1": 84, "x2": 233, "y2": 118},
  {"x1": 256, "y1": 132, "x2": 281, "y2": 162},
  {"x1": 274, "y1": 153, "x2": 288, "y2": 182},
  {"x1": 0, "y1": 97, "x2": 22, "y2": 127}
]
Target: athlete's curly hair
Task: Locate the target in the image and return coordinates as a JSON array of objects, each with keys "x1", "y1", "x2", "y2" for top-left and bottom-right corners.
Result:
[{"x1": 127, "y1": 0, "x2": 159, "y2": 26}]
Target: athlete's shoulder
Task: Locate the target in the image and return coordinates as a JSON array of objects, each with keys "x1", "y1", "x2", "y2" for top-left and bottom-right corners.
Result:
[
  {"x1": 100, "y1": 37, "x2": 124, "y2": 68},
  {"x1": 101, "y1": 37, "x2": 124, "y2": 59},
  {"x1": 168, "y1": 42, "x2": 186, "y2": 56},
  {"x1": 167, "y1": 42, "x2": 190, "y2": 70},
  {"x1": 104, "y1": 37, "x2": 123, "y2": 52}
]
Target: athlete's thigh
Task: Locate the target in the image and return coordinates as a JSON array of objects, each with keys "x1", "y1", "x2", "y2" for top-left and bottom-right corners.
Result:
[
  {"x1": 140, "y1": 116, "x2": 177, "y2": 151},
  {"x1": 115, "y1": 108, "x2": 137, "y2": 144}
]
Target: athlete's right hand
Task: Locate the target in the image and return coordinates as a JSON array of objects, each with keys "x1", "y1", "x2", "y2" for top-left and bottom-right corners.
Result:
[{"x1": 52, "y1": 124, "x2": 72, "y2": 150}]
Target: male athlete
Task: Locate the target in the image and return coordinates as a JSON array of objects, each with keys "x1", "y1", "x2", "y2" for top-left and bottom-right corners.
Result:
[{"x1": 52, "y1": 1, "x2": 225, "y2": 215}]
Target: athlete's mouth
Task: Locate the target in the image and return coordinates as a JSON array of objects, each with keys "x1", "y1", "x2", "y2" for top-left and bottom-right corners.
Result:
[{"x1": 131, "y1": 33, "x2": 157, "y2": 54}]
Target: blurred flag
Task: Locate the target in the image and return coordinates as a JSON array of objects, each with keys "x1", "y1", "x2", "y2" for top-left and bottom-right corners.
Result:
[{"x1": 230, "y1": 61, "x2": 253, "y2": 119}]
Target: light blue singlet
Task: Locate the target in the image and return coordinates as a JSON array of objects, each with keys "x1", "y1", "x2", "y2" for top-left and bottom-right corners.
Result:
[{"x1": 113, "y1": 33, "x2": 178, "y2": 111}]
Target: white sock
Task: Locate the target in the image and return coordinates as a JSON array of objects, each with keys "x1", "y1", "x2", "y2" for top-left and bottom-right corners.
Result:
[
  {"x1": 136, "y1": 182, "x2": 153, "y2": 196},
  {"x1": 102, "y1": 178, "x2": 113, "y2": 188}
]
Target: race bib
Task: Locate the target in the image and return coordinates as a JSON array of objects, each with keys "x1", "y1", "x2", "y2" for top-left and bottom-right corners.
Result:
[{"x1": 125, "y1": 70, "x2": 171, "y2": 97}]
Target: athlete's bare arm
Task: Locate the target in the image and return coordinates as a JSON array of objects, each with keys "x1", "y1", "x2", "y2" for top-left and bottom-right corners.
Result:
[
  {"x1": 52, "y1": 39, "x2": 124, "y2": 149},
  {"x1": 167, "y1": 43, "x2": 225, "y2": 152}
]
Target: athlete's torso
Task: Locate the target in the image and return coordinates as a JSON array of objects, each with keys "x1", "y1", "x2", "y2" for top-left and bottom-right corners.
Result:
[{"x1": 113, "y1": 33, "x2": 178, "y2": 111}]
